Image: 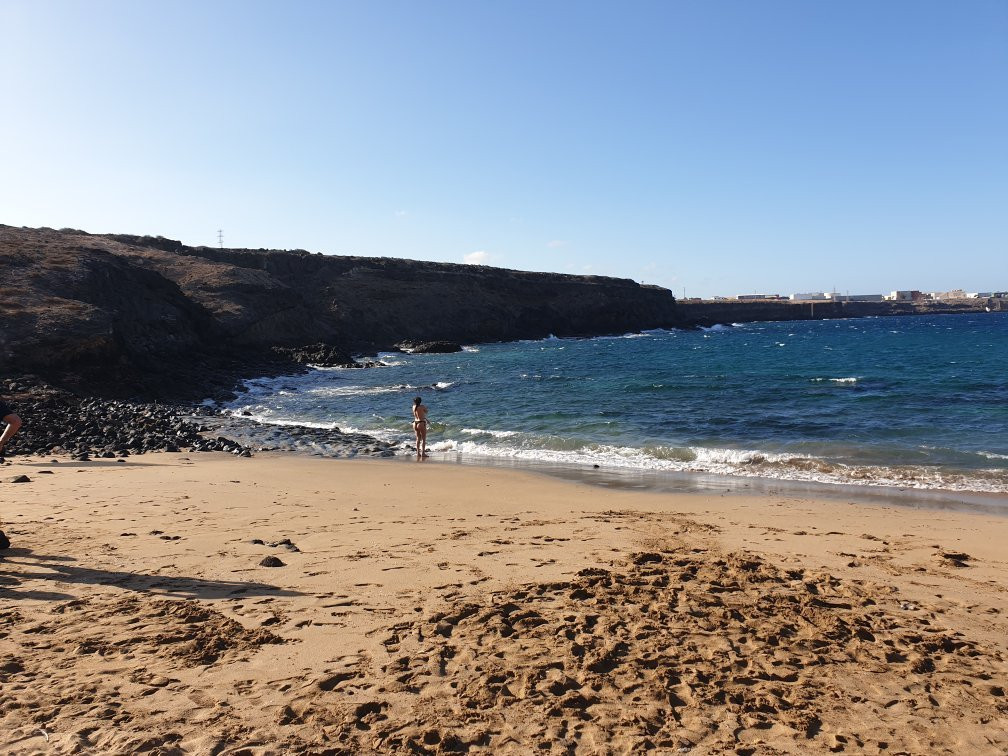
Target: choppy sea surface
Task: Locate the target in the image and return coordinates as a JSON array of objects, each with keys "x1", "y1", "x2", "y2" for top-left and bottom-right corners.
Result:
[{"x1": 224, "y1": 313, "x2": 1008, "y2": 496}]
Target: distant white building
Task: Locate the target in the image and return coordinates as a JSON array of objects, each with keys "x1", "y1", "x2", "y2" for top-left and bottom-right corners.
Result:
[
  {"x1": 932, "y1": 289, "x2": 969, "y2": 300},
  {"x1": 789, "y1": 292, "x2": 831, "y2": 301},
  {"x1": 835, "y1": 293, "x2": 885, "y2": 302},
  {"x1": 885, "y1": 290, "x2": 924, "y2": 302},
  {"x1": 737, "y1": 294, "x2": 783, "y2": 301}
]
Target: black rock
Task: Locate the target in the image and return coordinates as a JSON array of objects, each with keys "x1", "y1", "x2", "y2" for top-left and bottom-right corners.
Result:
[
  {"x1": 399, "y1": 341, "x2": 463, "y2": 354},
  {"x1": 272, "y1": 343, "x2": 357, "y2": 367},
  {"x1": 259, "y1": 556, "x2": 286, "y2": 567}
]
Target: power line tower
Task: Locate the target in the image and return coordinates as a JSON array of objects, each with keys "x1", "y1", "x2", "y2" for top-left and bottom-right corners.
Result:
[{"x1": 217, "y1": 229, "x2": 224, "y2": 249}]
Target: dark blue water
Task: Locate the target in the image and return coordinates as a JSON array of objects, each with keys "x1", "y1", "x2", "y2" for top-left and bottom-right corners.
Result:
[{"x1": 227, "y1": 313, "x2": 1008, "y2": 493}]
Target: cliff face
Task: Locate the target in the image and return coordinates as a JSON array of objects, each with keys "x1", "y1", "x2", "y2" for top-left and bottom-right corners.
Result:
[
  {"x1": 0, "y1": 226, "x2": 680, "y2": 397},
  {"x1": 4, "y1": 226, "x2": 993, "y2": 400}
]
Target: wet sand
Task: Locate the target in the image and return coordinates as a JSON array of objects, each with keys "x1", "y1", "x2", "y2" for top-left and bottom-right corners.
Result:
[{"x1": 1, "y1": 453, "x2": 1006, "y2": 754}]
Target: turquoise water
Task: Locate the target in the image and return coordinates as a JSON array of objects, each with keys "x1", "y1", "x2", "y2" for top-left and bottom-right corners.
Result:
[{"x1": 227, "y1": 313, "x2": 1008, "y2": 493}]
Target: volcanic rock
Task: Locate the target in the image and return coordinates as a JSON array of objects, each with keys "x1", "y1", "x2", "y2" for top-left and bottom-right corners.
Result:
[{"x1": 399, "y1": 341, "x2": 463, "y2": 354}]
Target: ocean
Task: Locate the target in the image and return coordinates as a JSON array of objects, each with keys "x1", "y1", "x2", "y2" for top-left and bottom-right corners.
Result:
[{"x1": 223, "y1": 312, "x2": 1008, "y2": 497}]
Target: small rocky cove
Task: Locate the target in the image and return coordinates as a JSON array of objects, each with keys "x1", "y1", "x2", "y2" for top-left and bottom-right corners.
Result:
[
  {"x1": 2, "y1": 224, "x2": 996, "y2": 466},
  {"x1": 0, "y1": 375, "x2": 400, "y2": 464}
]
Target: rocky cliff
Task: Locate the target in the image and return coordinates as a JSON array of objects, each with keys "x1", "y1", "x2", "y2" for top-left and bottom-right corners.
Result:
[
  {"x1": 3, "y1": 225, "x2": 995, "y2": 401},
  {"x1": 0, "y1": 226, "x2": 681, "y2": 398}
]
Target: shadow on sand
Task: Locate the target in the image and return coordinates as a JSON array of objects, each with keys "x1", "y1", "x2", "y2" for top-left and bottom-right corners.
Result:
[{"x1": 0, "y1": 547, "x2": 302, "y2": 602}]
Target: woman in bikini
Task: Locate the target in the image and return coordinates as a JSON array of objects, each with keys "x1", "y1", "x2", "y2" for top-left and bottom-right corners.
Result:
[{"x1": 412, "y1": 396, "x2": 429, "y2": 458}]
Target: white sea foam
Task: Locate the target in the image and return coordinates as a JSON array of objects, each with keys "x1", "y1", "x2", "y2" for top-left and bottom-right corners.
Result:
[
  {"x1": 700, "y1": 324, "x2": 731, "y2": 332},
  {"x1": 689, "y1": 446, "x2": 800, "y2": 465},
  {"x1": 337, "y1": 425, "x2": 405, "y2": 443},
  {"x1": 305, "y1": 364, "x2": 359, "y2": 371},
  {"x1": 592, "y1": 332, "x2": 650, "y2": 341},
  {"x1": 225, "y1": 411, "x2": 341, "y2": 431},
  {"x1": 431, "y1": 436, "x2": 1008, "y2": 493},
  {"x1": 810, "y1": 377, "x2": 858, "y2": 384},
  {"x1": 461, "y1": 346, "x2": 480, "y2": 352},
  {"x1": 434, "y1": 381, "x2": 456, "y2": 390},
  {"x1": 979, "y1": 450, "x2": 1008, "y2": 461},
  {"x1": 305, "y1": 384, "x2": 416, "y2": 397}
]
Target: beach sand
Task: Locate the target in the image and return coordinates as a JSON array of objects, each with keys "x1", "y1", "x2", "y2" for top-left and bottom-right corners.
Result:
[{"x1": 1, "y1": 453, "x2": 1006, "y2": 754}]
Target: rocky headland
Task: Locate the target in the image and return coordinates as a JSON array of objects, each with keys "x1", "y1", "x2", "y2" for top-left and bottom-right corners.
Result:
[
  {"x1": 0, "y1": 225, "x2": 682, "y2": 459},
  {"x1": 0, "y1": 225, "x2": 682, "y2": 401}
]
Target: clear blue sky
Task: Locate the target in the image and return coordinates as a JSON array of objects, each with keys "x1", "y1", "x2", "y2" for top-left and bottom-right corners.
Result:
[{"x1": 2, "y1": 1, "x2": 1005, "y2": 297}]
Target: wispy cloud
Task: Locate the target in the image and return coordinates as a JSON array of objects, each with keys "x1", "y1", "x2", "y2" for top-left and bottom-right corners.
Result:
[
  {"x1": 464, "y1": 250, "x2": 491, "y2": 265},
  {"x1": 394, "y1": 210, "x2": 408, "y2": 218},
  {"x1": 547, "y1": 240, "x2": 568, "y2": 248}
]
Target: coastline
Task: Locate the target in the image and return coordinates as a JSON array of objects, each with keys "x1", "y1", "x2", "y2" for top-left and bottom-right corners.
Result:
[
  {"x1": 3, "y1": 452, "x2": 1007, "y2": 753},
  {"x1": 4, "y1": 224, "x2": 1004, "y2": 403},
  {"x1": 195, "y1": 406, "x2": 1008, "y2": 514}
]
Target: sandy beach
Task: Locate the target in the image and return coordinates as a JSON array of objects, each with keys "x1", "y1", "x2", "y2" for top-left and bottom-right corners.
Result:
[{"x1": 1, "y1": 453, "x2": 1006, "y2": 754}]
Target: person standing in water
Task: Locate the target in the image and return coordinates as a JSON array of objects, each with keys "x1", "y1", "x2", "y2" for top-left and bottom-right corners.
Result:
[{"x1": 412, "y1": 396, "x2": 429, "y2": 458}]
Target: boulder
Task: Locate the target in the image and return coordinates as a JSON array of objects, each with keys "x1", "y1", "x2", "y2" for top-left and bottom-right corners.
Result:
[{"x1": 399, "y1": 341, "x2": 464, "y2": 354}]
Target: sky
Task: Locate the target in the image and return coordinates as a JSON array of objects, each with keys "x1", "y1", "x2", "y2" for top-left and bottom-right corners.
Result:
[{"x1": 1, "y1": 1, "x2": 1005, "y2": 298}]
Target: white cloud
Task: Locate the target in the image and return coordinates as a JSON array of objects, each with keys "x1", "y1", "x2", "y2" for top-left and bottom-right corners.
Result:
[
  {"x1": 464, "y1": 250, "x2": 491, "y2": 265},
  {"x1": 547, "y1": 240, "x2": 568, "y2": 249},
  {"x1": 394, "y1": 210, "x2": 408, "y2": 218}
]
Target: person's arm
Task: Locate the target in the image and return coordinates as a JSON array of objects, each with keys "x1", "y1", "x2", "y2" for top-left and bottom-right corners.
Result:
[{"x1": 0, "y1": 413, "x2": 22, "y2": 451}]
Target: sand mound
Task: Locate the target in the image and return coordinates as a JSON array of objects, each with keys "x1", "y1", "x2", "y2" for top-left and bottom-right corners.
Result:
[
  {"x1": 309, "y1": 549, "x2": 1008, "y2": 754},
  {"x1": 1, "y1": 596, "x2": 284, "y2": 754},
  {"x1": 30, "y1": 595, "x2": 283, "y2": 666}
]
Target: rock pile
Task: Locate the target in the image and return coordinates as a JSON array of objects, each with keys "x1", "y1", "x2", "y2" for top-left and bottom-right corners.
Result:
[
  {"x1": 1, "y1": 383, "x2": 253, "y2": 459},
  {"x1": 397, "y1": 341, "x2": 463, "y2": 354},
  {"x1": 271, "y1": 343, "x2": 361, "y2": 367},
  {"x1": 204, "y1": 414, "x2": 399, "y2": 458}
]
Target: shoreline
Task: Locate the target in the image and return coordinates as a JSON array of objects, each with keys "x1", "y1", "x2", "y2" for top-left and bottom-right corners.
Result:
[
  {"x1": 4, "y1": 370, "x2": 1005, "y2": 512},
  {"x1": 3, "y1": 451, "x2": 1007, "y2": 753},
  {"x1": 434, "y1": 451, "x2": 1008, "y2": 517},
  {"x1": 209, "y1": 409, "x2": 1008, "y2": 514}
]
